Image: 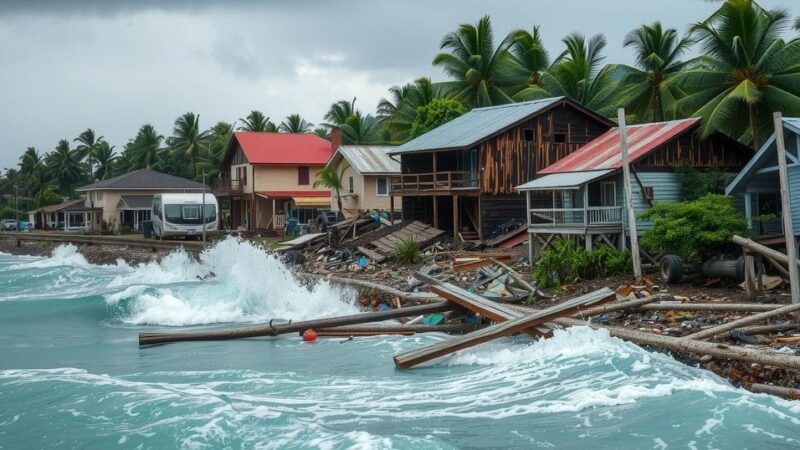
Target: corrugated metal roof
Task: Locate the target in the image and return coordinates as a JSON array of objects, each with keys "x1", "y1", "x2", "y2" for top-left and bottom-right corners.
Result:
[
  {"x1": 516, "y1": 169, "x2": 614, "y2": 191},
  {"x1": 390, "y1": 97, "x2": 566, "y2": 154},
  {"x1": 333, "y1": 145, "x2": 400, "y2": 174},
  {"x1": 540, "y1": 118, "x2": 701, "y2": 174},
  {"x1": 232, "y1": 132, "x2": 333, "y2": 165},
  {"x1": 726, "y1": 117, "x2": 800, "y2": 194}
]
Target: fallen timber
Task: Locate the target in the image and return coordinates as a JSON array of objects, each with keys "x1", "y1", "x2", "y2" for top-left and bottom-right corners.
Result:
[
  {"x1": 139, "y1": 302, "x2": 458, "y2": 345},
  {"x1": 555, "y1": 318, "x2": 800, "y2": 372},
  {"x1": 637, "y1": 303, "x2": 781, "y2": 312},
  {"x1": 394, "y1": 288, "x2": 616, "y2": 369},
  {"x1": 686, "y1": 302, "x2": 800, "y2": 340},
  {"x1": 299, "y1": 273, "x2": 441, "y2": 303},
  {"x1": 310, "y1": 324, "x2": 481, "y2": 337}
]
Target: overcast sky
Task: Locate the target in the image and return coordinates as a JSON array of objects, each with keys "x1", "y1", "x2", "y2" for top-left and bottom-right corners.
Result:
[{"x1": 0, "y1": 0, "x2": 796, "y2": 169}]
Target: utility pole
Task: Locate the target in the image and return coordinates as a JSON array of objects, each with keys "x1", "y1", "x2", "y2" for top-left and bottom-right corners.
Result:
[
  {"x1": 202, "y1": 170, "x2": 207, "y2": 248},
  {"x1": 774, "y1": 112, "x2": 799, "y2": 304},
  {"x1": 619, "y1": 108, "x2": 642, "y2": 283},
  {"x1": 14, "y1": 185, "x2": 19, "y2": 228}
]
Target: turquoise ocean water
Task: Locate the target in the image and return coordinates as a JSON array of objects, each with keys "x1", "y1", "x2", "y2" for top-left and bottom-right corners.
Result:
[{"x1": 1, "y1": 238, "x2": 799, "y2": 449}]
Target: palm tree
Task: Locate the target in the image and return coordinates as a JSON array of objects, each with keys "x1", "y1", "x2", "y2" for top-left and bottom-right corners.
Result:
[
  {"x1": 509, "y1": 26, "x2": 551, "y2": 94},
  {"x1": 168, "y1": 112, "x2": 209, "y2": 178},
  {"x1": 323, "y1": 98, "x2": 357, "y2": 128},
  {"x1": 614, "y1": 22, "x2": 694, "y2": 122},
  {"x1": 341, "y1": 112, "x2": 383, "y2": 145},
  {"x1": 47, "y1": 140, "x2": 82, "y2": 196},
  {"x1": 279, "y1": 114, "x2": 313, "y2": 133},
  {"x1": 313, "y1": 166, "x2": 346, "y2": 212},
  {"x1": 93, "y1": 141, "x2": 116, "y2": 180},
  {"x1": 377, "y1": 78, "x2": 448, "y2": 144},
  {"x1": 128, "y1": 124, "x2": 164, "y2": 170},
  {"x1": 523, "y1": 33, "x2": 618, "y2": 114},
  {"x1": 18, "y1": 147, "x2": 45, "y2": 196},
  {"x1": 237, "y1": 110, "x2": 276, "y2": 132},
  {"x1": 33, "y1": 184, "x2": 61, "y2": 208},
  {"x1": 198, "y1": 121, "x2": 234, "y2": 179},
  {"x1": 432, "y1": 15, "x2": 525, "y2": 108},
  {"x1": 313, "y1": 127, "x2": 330, "y2": 139},
  {"x1": 74, "y1": 129, "x2": 102, "y2": 182},
  {"x1": 671, "y1": 0, "x2": 800, "y2": 147}
]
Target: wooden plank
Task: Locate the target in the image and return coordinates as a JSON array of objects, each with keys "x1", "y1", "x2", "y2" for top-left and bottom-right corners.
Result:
[
  {"x1": 394, "y1": 288, "x2": 616, "y2": 369},
  {"x1": 618, "y1": 109, "x2": 642, "y2": 283},
  {"x1": 139, "y1": 302, "x2": 458, "y2": 345},
  {"x1": 686, "y1": 302, "x2": 800, "y2": 341},
  {"x1": 356, "y1": 246, "x2": 387, "y2": 263},
  {"x1": 310, "y1": 324, "x2": 481, "y2": 336}
]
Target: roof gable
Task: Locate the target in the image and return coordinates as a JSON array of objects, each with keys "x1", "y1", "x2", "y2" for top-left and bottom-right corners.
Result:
[
  {"x1": 390, "y1": 97, "x2": 612, "y2": 155},
  {"x1": 330, "y1": 145, "x2": 400, "y2": 174},
  {"x1": 227, "y1": 132, "x2": 333, "y2": 166},
  {"x1": 76, "y1": 169, "x2": 206, "y2": 191},
  {"x1": 539, "y1": 118, "x2": 701, "y2": 174},
  {"x1": 726, "y1": 117, "x2": 800, "y2": 194}
]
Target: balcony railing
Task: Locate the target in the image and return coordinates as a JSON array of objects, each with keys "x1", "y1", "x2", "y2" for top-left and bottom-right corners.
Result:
[
  {"x1": 211, "y1": 178, "x2": 243, "y2": 196},
  {"x1": 390, "y1": 171, "x2": 479, "y2": 195},
  {"x1": 529, "y1": 206, "x2": 623, "y2": 228}
]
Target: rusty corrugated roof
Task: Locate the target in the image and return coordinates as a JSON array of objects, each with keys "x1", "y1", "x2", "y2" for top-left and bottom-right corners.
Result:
[{"x1": 539, "y1": 118, "x2": 701, "y2": 174}]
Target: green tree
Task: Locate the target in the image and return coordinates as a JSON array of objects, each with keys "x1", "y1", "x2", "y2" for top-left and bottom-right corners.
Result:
[
  {"x1": 614, "y1": 22, "x2": 694, "y2": 122},
  {"x1": 127, "y1": 124, "x2": 164, "y2": 171},
  {"x1": 279, "y1": 114, "x2": 313, "y2": 133},
  {"x1": 313, "y1": 166, "x2": 346, "y2": 212},
  {"x1": 313, "y1": 127, "x2": 331, "y2": 139},
  {"x1": 93, "y1": 141, "x2": 117, "y2": 180},
  {"x1": 18, "y1": 147, "x2": 45, "y2": 196},
  {"x1": 323, "y1": 98, "x2": 357, "y2": 128},
  {"x1": 508, "y1": 26, "x2": 551, "y2": 97},
  {"x1": 377, "y1": 78, "x2": 448, "y2": 144},
  {"x1": 433, "y1": 15, "x2": 525, "y2": 108},
  {"x1": 168, "y1": 112, "x2": 209, "y2": 179},
  {"x1": 671, "y1": 0, "x2": 800, "y2": 147},
  {"x1": 46, "y1": 139, "x2": 82, "y2": 196},
  {"x1": 199, "y1": 121, "x2": 234, "y2": 179},
  {"x1": 74, "y1": 129, "x2": 102, "y2": 182},
  {"x1": 341, "y1": 112, "x2": 383, "y2": 145},
  {"x1": 410, "y1": 98, "x2": 467, "y2": 137},
  {"x1": 238, "y1": 110, "x2": 276, "y2": 132},
  {"x1": 33, "y1": 184, "x2": 62, "y2": 208}
]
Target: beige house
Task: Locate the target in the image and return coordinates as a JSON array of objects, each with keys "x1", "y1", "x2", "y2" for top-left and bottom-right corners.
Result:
[
  {"x1": 325, "y1": 145, "x2": 401, "y2": 217},
  {"x1": 75, "y1": 169, "x2": 206, "y2": 232},
  {"x1": 212, "y1": 131, "x2": 337, "y2": 231}
]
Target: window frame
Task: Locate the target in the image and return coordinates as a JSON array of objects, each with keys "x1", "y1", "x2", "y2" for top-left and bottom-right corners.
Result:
[
  {"x1": 600, "y1": 181, "x2": 616, "y2": 206},
  {"x1": 376, "y1": 177, "x2": 389, "y2": 197},
  {"x1": 298, "y1": 166, "x2": 310, "y2": 185}
]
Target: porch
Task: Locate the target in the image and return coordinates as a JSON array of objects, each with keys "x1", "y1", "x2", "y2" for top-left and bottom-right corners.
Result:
[
  {"x1": 391, "y1": 149, "x2": 479, "y2": 196},
  {"x1": 211, "y1": 178, "x2": 243, "y2": 197}
]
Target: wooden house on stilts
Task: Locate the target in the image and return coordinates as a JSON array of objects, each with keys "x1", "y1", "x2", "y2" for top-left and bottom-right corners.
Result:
[
  {"x1": 388, "y1": 97, "x2": 613, "y2": 242},
  {"x1": 516, "y1": 118, "x2": 752, "y2": 262}
]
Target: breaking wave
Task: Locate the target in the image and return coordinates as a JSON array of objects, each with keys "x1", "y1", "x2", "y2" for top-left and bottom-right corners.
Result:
[{"x1": 1, "y1": 238, "x2": 358, "y2": 325}]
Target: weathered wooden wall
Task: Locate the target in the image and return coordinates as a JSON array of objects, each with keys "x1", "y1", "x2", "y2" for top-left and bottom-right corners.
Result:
[
  {"x1": 479, "y1": 194, "x2": 526, "y2": 240},
  {"x1": 479, "y1": 103, "x2": 609, "y2": 194},
  {"x1": 636, "y1": 132, "x2": 751, "y2": 170}
]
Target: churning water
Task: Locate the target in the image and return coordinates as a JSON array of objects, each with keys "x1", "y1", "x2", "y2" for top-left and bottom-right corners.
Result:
[{"x1": 1, "y1": 238, "x2": 799, "y2": 449}]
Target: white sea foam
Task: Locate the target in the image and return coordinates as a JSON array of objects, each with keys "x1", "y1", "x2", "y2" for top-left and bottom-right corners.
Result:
[{"x1": 105, "y1": 237, "x2": 358, "y2": 325}]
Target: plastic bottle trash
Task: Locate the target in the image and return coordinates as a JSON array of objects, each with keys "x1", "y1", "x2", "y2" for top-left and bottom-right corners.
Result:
[{"x1": 356, "y1": 256, "x2": 369, "y2": 268}]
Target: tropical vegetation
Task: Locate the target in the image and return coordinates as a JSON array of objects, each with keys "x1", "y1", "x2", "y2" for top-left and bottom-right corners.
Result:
[{"x1": 2, "y1": 0, "x2": 799, "y2": 219}]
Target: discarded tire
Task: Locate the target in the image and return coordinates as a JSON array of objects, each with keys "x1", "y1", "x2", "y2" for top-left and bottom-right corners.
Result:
[{"x1": 660, "y1": 255, "x2": 684, "y2": 284}]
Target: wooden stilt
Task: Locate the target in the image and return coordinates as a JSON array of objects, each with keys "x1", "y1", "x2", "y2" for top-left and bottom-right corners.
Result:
[
  {"x1": 619, "y1": 108, "x2": 642, "y2": 283},
  {"x1": 774, "y1": 112, "x2": 800, "y2": 304}
]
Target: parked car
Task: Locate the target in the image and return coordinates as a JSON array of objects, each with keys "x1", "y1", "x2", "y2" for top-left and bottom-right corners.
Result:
[
  {"x1": 0, "y1": 219, "x2": 17, "y2": 231},
  {"x1": 316, "y1": 210, "x2": 344, "y2": 232}
]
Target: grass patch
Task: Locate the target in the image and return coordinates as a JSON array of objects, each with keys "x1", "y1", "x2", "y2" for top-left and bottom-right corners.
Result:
[{"x1": 394, "y1": 236, "x2": 422, "y2": 265}]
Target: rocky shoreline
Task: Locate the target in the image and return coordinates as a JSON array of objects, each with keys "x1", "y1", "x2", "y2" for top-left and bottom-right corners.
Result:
[{"x1": 0, "y1": 235, "x2": 173, "y2": 265}]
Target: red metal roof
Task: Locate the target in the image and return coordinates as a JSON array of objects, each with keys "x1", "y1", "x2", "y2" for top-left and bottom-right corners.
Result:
[
  {"x1": 233, "y1": 132, "x2": 333, "y2": 165},
  {"x1": 256, "y1": 190, "x2": 330, "y2": 198},
  {"x1": 539, "y1": 118, "x2": 701, "y2": 174}
]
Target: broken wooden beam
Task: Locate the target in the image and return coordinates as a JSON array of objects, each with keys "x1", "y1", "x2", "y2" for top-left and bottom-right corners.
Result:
[
  {"x1": 394, "y1": 288, "x2": 615, "y2": 369},
  {"x1": 686, "y1": 302, "x2": 800, "y2": 340},
  {"x1": 139, "y1": 302, "x2": 457, "y2": 345},
  {"x1": 555, "y1": 317, "x2": 800, "y2": 372},
  {"x1": 749, "y1": 383, "x2": 800, "y2": 400},
  {"x1": 309, "y1": 324, "x2": 481, "y2": 336},
  {"x1": 637, "y1": 303, "x2": 781, "y2": 313}
]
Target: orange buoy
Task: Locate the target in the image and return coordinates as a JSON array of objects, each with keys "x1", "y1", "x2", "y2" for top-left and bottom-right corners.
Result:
[{"x1": 302, "y1": 329, "x2": 318, "y2": 342}]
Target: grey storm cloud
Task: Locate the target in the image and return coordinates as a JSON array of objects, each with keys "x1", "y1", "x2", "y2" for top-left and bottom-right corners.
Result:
[{"x1": 0, "y1": 0, "x2": 796, "y2": 169}]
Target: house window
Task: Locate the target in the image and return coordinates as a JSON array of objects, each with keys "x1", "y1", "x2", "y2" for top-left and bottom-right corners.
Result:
[
  {"x1": 376, "y1": 177, "x2": 389, "y2": 196},
  {"x1": 95, "y1": 192, "x2": 103, "y2": 202},
  {"x1": 601, "y1": 181, "x2": 616, "y2": 206},
  {"x1": 243, "y1": 167, "x2": 247, "y2": 186},
  {"x1": 348, "y1": 176, "x2": 354, "y2": 194},
  {"x1": 553, "y1": 133, "x2": 567, "y2": 143},
  {"x1": 298, "y1": 166, "x2": 310, "y2": 185},
  {"x1": 524, "y1": 129, "x2": 535, "y2": 141}
]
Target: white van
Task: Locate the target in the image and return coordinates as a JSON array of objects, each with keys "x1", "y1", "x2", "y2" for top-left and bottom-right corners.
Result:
[{"x1": 151, "y1": 193, "x2": 218, "y2": 239}]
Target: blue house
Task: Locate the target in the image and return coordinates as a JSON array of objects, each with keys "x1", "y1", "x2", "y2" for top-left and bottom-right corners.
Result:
[
  {"x1": 726, "y1": 117, "x2": 800, "y2": 237},
  {"x1": 517, "y1": 118, "x2": 752, "y2": 261}
]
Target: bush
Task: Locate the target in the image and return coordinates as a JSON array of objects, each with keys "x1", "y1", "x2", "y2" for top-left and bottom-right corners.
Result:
[
  {"x1": 675, "y1": 164, "x2": 728, "y2": 201},
  {"x1": 394, "y1": 236, "x2": 422, "y2": 265},
  {"x1": 638, "y1": 194, "x2": 748, "y2": 261},
  {"x1": 533, "y1": 240, "x2": 632, "y2": 288}
]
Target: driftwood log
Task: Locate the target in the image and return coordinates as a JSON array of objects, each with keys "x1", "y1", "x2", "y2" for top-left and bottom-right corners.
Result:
[
  {"x1": 555, "y1": 318, "x2": 800, "y2": 371},
  {"x1": 310, "y1": 324, "x2": 481, "y2": 337},
  {"x1": 736, "y1": 323, "x2": 800, "y2": 335},
  {"x1": 139, "y1": 302, "x2": 457, "y2": 345},
  {"x1": 686, "y1": 303, "x2": 800, "y2": 340},
  {"x1": 637, "y1": 303, "x2": 781, "y2": 312}
]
